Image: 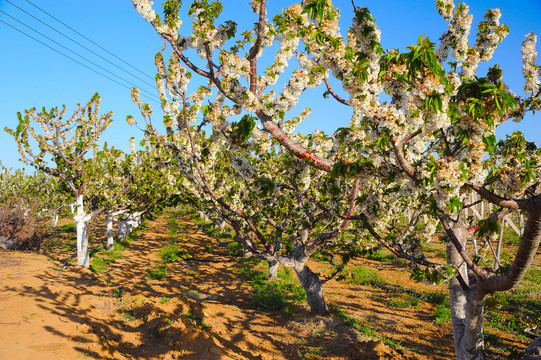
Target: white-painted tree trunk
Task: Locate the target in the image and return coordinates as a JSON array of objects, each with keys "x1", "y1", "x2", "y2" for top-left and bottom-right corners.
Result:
[
  {"x1": 446, "y1": 217, "x2": 487, "y2": 359},
  {"x1": 106, "y1": 214, "x2": 114, "y2": 251},
  {"x1": 73, "y1": 194, "x2": 91, "y2": 268},
  {"x1": 118, "y1": 219, "x2": 127, "y2": 241},
  {"x1": 51, "y1": 212, "x2": 58, "y2": 229}
]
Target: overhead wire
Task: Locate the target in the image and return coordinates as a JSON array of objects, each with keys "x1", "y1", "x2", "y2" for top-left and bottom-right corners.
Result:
[
  {"x1": 0, "y1": 18, "x2": 137, "y2": 96},
  {"x1": 0, "y1": 10, "x2": 161, "y2": 104},
  {"x1": 0, "y1": 2, "x2": 161, "y2": 105},
  {"x1": 24, "y1": 0, "x2": 156, "y2": 82},
  {"x1": 5, "y1": 0, "x2": 157, "y2": 90}
]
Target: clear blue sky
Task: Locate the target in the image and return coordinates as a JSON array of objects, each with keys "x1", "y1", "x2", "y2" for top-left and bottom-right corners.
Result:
[{"x1": 1, "y1": 0, "x2": 540, "y2": 170}]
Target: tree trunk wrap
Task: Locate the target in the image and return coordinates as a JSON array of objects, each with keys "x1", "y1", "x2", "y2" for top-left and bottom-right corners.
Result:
[
  {"x1": 106, "y1": 214, "x2": 114, "y2": 251},
  {"x1": 74, "y1": 194, "x2": 91, "y2": 268},
  {"x1": 445, "y1": 217, "x2": 487, "y2": 359},
  {"x1": 118, "y1": 220, "x2": 127, "y2": 240}
]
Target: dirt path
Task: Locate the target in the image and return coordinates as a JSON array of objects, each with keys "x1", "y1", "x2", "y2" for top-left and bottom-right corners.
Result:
[{"x1": 0, "y1": 213, "x2": 531, "y2": 359}]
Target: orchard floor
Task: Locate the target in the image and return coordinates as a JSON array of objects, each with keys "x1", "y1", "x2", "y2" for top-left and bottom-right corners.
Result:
[{"x1": 0, "y1": 212, "x2": 535, "y2": 360}]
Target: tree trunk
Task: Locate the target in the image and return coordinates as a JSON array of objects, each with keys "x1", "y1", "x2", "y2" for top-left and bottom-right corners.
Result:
[
  {"x1": 51, "y1": 212, "x2": 58, "y2": 229},
  {"x1": 293, "y1": 261, "x2": 328, "y2": 315},
  {"x1": 524, "y1": 335, "x2": 541, "y2": 360},
  {"x1": 106, "y1": 214, "x2": 114, "y2": 251},
  {"x1": 118, "y1": 219, "x2": 127, "y2": 241},
  {"x1": 445, "y1": 216, "x2": 486, "y2": 359},
  {"x1": 74, "y1": 194, "x2": 91, "y2": 268},
  {"x1": 267, "y1": 259, "x2": 279, "y2": 280}
]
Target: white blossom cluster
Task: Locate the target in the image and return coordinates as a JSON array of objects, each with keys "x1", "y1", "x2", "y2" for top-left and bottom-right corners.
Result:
[
  {"x1": 260, "y1": 33, "x2": 300, "y2": 89},
  {"x1": 435, "y1": 0, "x2": 455, "y2": 21},
  {"x1": 521, "y1": 33, "x2": 541, "y2": 94},
  {"x1": 274, "y1": 69, "x2": 311, "y2": 112},
  {"x1": 438, "y1": 3, "x2": 473, "y2": 63},
  {"x1": 347, "y1": 7, "x2": 382, "y2": 90},
  {"x1": 474, "y1": 9, "x2": 509, "y2": 62},
  {"x1": 132, "y1": 0, "x2": 181, "y2": 36}
]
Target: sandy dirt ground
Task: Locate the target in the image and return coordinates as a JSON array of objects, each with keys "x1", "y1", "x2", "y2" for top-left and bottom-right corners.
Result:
[{"x1": 0, "y1": 213, "x2": 532, "y2": 359}]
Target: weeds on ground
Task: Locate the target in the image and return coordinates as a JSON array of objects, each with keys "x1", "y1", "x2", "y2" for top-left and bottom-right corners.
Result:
[
  {"x1": 423, "y1": 244, "x2": 447, "y2": 259},
  {"x1": 147, "y1": 264, "x2": 169, "y2": 280},
  {"x1": 366, "y1": 250, "x2": 396, "y2": 263},
  {"x1": 238, "y1": 262, "x2": 306, "y2": 312},
  {"x1": 389, "y1": 294, "x2": 421, "y2": 309},
  {"x1": 226, "y1": 241, "x2": 243, "y2": 256},
  {"x1": 160, "y1": 296, "x2": 171, "y2": 304},
  {"x1": 159, "y1": 243, "x2": 188, "y2": 263},
  {"x1": 147, "y1": 241, "x2": 189, "y2": 279},
  {"x1": 433, "y1": 304, "x2": 451, "y2": 325},
  {"x1": 90, "y1": 257, "x2": 108, "y2": 273},
  {"x1": 348, "y1": 266, "x2": 384, "y2": 285},
  {"x1": 483, "y1": 267, "x2": 541, "y2": 337},
  {"x1": 329, "y1": 304, "x2": 403, "y2": 350},
  {"x1": 54, "y1": 223, "x2": 76, "y2": 233},
  {"x1": 183, "y1": 312, "x2": 209, "y2": 329}
]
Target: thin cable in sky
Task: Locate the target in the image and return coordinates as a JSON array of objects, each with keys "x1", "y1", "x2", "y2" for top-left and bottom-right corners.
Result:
[
  {"x1": 0, "y1": 19, "x2": 160, "y2": 105},
  {"x1": 0, "y1": 10, "x2": 160, "y2": 103},
  {"x1": 4, "y1": 0, "x2": 157, "y2": 91},
  {"x1": 23, "y1": 0, "x2": 156, "y2": 82}
]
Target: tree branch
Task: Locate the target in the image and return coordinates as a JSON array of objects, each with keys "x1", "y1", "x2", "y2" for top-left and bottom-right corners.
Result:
[{"x1": 324, "y1": 75, "x2": 349, "y2": 106}]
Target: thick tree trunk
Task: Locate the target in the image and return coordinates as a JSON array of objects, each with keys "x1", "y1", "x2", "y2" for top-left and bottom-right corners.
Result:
[
  {"x1": 524, "y1": 335, "x2": 541, "y2": 360},
  {"x1": 106, "y1": 214, "x2": 114, "y2": 251},
  {"x1": 445, "y1": 217, "x2": 487, "y2": 360},
  {"x1": 74, "y1": 194, "x2": 91, "y2": 268},
  {"x1": 267, "y1": 259, "x2": 279, "y2": 280},
  {"x1": 293, "y1": 261, "x2": 328, "y2": 315}
]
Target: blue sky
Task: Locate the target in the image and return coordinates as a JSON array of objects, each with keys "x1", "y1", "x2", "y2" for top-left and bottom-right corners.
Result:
[{"x1": 1, "y1": 0, "x2": 540, "y2": 170}]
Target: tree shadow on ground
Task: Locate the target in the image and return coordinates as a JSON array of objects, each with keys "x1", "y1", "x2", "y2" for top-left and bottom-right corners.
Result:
[{"x1": 0, "y1": 212, "x2": 464, "y2": 359}]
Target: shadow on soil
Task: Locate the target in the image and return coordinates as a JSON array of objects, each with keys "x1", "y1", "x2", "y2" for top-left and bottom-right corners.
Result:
[{"x1": 0, "y1": 213, "x2": 454, "y2": 359}]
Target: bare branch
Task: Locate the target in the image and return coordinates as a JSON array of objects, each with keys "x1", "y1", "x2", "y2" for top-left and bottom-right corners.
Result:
[{"x1": 324, "y1": 75, "x2": 349, "y2": 106}]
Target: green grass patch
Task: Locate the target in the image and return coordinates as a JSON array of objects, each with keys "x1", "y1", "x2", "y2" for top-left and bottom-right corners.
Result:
[
  {"x1": 113, "y1": 288, "x2": 123, "y2": 299},
  {"x1": 226, "y1": 241, "x2": 243, "y2": 256},
  {"x1": 160, "y1": 296, "x2": 171, "y2": 304},
  {"x1": 238, "y1": 266, "x2": 267, "y2": 284},
  {"x1": 503, "y1": 227, "x2": 521, "y2": 246},
  {"x1": 146, "y1": 265, "x2": 168, "y2": 280},
  {"x1": 89, "y1": 257, "x2": 108, "y2": 273},
  {"x1": 366, "y1": 250, "x2": 395, "y2": 263},
  {"x1": 348, "y1": 266, "x2": 383, "y2": 285},
  {"x1": 55, "y1": 223, "x2": 76, "y2": 233},
  {"x1": 423, "y1": 244, "x2": 447, "y2": 259},
  {"x1": 329, "y1": 304, "x2": 402, "y2": 349},
  {"x1": 312, "y1": 251, "x2": 331, "y2": 262},
  {"x1": 434, "y1": 304, "x2": 451, "y2": 325},
  {"x1": 389, "y1": 294, "x2": 421, "y2": 309},
  {"x1": 251, "y1": 282, "x2": 289, "y2": 311},
  {"x1": 183, "y1": 312, "x2": 209, "y2": 329},
  {"x1": 238, "y1": 264, "x2": 306, "y2": 312},
  {"x1": 159, "y1": 243, "x2": 188, "y2": 263}
]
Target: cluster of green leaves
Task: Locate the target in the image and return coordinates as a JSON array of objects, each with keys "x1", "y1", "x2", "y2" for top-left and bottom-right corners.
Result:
[{"x1": 380, "y1": 35, "x2": 446, "y2": 86}]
